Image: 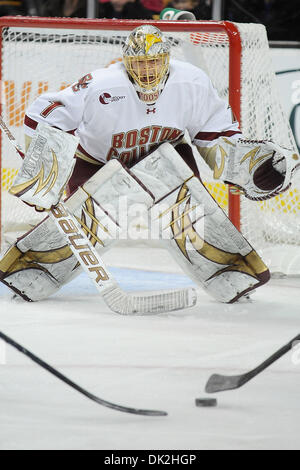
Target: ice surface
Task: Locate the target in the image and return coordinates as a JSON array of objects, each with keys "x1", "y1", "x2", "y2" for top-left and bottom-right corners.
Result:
[{"x1": 0, "y1": 246, "x2": 299, "y2": 450}]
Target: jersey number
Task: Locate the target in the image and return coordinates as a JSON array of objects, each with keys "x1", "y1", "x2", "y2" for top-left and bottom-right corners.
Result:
[{"x1": 40, "y1": 101, "x2": 64, "y2": 118}]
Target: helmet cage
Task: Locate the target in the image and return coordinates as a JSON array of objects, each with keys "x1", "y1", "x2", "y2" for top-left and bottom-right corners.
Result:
[{"x1": 123, "y1": 53, "x2": 170, "y2": 92}]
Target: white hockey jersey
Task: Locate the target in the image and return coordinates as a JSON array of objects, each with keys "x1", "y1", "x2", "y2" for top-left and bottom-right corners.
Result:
[{"x1": 24, "y1": 59, "x2": 241, "y2": 167}]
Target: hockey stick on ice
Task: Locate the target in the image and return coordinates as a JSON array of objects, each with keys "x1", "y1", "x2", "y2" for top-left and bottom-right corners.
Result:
[
  {"x1": 205, "y1": 333, "x2": 300, "y2": 393},
  {"x1": 0, "y1": 117, "x2": 197, "y2": 314},
  {"x1": 51, "y1": 201, "x2": 196, "y2": 314},
  {"x1": 0, "y1": 330, "x2": 167, "y2": 416}
]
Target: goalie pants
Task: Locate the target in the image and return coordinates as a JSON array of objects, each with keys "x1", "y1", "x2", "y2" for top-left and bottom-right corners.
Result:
[{"x1": 66, "y1": 142, "x2": 199, "y2": 197}]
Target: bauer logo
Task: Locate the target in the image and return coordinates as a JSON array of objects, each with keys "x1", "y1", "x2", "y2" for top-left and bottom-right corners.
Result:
[
  {"x1": 51, "y1": 204, "x2": 110, "y2": 285},
  {"x1": 99, "y1": 93, "x2": 125, "y2": 105}
]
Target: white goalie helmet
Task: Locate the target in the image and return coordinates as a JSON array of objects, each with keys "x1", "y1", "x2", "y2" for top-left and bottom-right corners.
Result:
[{"x1": 122, "y1": 25, "x2": 171, "y2": 104}]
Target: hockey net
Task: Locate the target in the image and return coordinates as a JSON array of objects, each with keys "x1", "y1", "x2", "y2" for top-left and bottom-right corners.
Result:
[{"x1": 0, "y1": 17, "x2": 299, "y2": 275}]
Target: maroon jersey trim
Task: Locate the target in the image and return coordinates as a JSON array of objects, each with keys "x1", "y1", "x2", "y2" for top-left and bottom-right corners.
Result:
[{"x1": 24, "y1": 115, "x2": 38, "y2": 130}]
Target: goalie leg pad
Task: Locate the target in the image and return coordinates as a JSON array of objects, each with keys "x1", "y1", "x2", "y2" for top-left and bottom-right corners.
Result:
[
  {"x1": 0, "y1": 217, "x2": 81, "y2": 301},
  {"x1": 161, "y1": 181, "x2": 270, "y2": 303},
  {"x1": 9, "y1": 123, "x2": 79, "y2": 210},
  {"x1": 0, "y1": 160, "x2": 154, "y2": 301},
  {"x1": 132, "y1": 143, "x2": 270, "y2": 303}
]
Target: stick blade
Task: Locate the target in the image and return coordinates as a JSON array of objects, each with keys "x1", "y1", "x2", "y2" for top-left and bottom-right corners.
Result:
[
  {"x1": 91, "y1": 394, "x2": 168, "y2": 416},
  {"x1": 205, "y1": 373, "x2": 244, "y2": 393}
]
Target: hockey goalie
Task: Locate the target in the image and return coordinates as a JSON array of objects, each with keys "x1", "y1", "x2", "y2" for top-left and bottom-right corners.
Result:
[{"x1": 0, "y1": 24, "x2": 299, "y2": 311}]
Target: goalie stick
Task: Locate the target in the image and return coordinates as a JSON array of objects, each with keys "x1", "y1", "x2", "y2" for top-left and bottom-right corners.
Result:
[
  {"x1": 205, "y1": 333, "x2": 300, "y2": 393},
  {"x1": 0, "y1": 117, "x2": 197, "y2": 314},
  {"x1": 0, "y1": 330, "x2": 167, "y2": 416}
]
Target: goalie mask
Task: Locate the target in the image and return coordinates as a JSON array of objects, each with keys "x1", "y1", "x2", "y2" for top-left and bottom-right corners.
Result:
[{"x1": 122, "y1": 25, "x2": 171, "y2": 104}]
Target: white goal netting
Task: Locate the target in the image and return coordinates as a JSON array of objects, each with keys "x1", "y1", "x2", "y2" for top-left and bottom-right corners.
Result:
[{"x1": 1, "y1": 19, "x2": 299, "y2": 274}]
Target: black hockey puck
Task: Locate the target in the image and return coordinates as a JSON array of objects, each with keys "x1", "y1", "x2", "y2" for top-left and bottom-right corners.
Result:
[{"x1": 195, "y1": 398, "x2": 217, "y2": 407}]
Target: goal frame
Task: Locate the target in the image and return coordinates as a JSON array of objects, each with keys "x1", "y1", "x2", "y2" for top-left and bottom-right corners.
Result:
[{"x1": 0, "y1": 15, "x2": 243, "y2": 249}]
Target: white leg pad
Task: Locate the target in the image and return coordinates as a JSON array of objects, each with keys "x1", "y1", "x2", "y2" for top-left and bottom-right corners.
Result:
[
  {"x1": 0, "y1": 160, "x2": 153, "y2": 301},
  {"x1": 131, "y1": 143, "x2": 270, "y2": 303}
]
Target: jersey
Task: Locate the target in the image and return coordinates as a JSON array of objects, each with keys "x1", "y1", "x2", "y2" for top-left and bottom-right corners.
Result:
[{"x1": 24, "y1": 59, "x2": 241, "y2": 168}]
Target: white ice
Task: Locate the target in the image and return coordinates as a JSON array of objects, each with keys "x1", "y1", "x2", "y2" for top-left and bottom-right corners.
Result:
[{"x1": 0, "y1": 245, "x2": 299, "y2": 450}]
